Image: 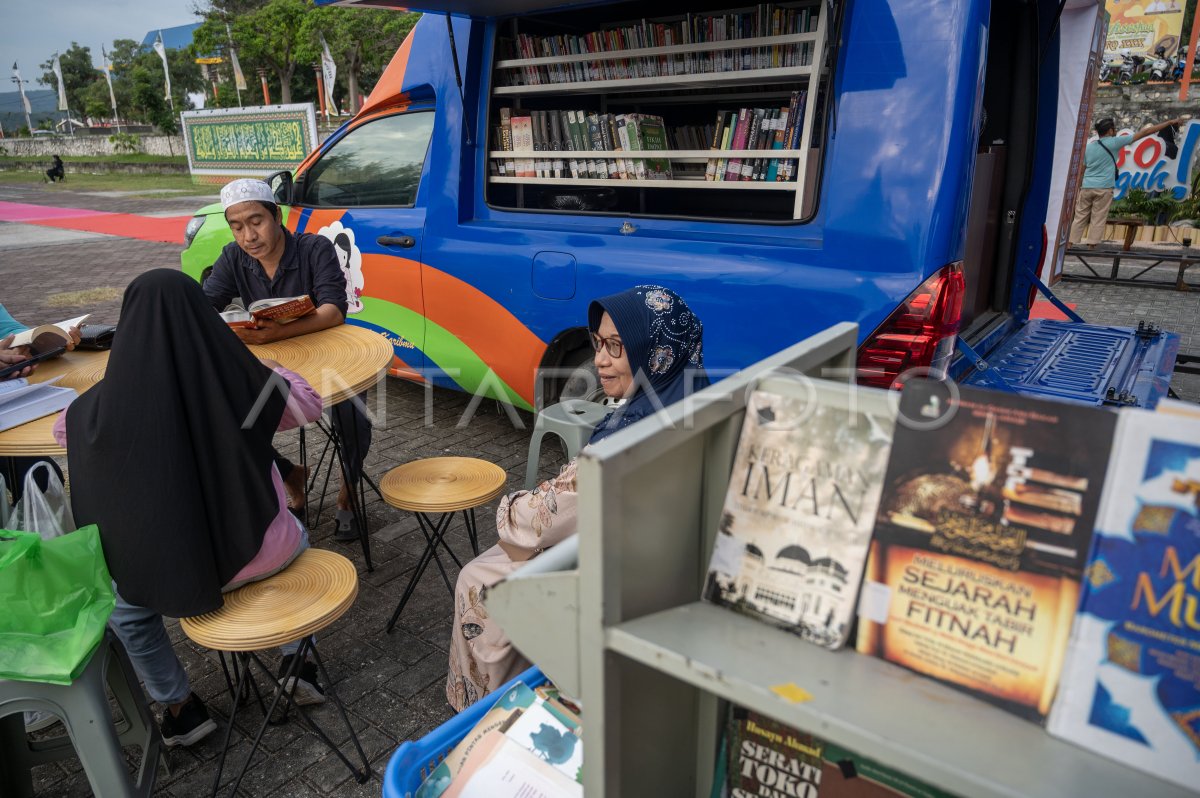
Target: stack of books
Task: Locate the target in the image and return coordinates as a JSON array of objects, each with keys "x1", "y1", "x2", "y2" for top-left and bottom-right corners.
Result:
[
  {"x1": 492, "y1": 109, "x2": 672, "y2": 180},
  {"x1": 704, "y1": 90, "x2": 807, "y2": 182}
]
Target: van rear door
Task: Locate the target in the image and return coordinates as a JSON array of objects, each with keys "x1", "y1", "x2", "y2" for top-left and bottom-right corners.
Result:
[{"x1": 954, "y1": 0, "x2": 1179, "y2": 408}]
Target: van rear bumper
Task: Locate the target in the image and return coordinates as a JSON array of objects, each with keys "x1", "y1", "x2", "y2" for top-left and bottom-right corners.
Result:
[{"x1": 958, "y1": 319, "x2": 1179, "y2": 408}]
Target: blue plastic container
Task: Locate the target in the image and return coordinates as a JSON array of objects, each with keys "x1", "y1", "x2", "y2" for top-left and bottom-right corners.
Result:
[{"x1": 382, "y1": 665, "x2": 547, "y2": 798}]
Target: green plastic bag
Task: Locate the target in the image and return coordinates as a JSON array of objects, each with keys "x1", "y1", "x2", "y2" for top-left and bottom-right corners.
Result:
[{"x1": 0, "y1": 525, "x2": 115, "y2": 685}]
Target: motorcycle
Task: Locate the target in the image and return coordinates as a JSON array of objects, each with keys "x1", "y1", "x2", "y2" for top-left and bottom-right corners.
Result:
[
  {"x1": 1100, "y1": 52, "x2": 1123, "y2": 83},
  {"x1": 1149, "y1": 47, "x2": 1171, "y2": 81},
  {"x1": 1113, "y1": 53, "x2": 1144, "y2": 85}
]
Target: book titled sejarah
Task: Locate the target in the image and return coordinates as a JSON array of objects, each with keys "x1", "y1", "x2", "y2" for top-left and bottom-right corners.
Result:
[
  {"x1": 1048, "y1": 409, "x2": 1200, "y2": 791},
  {"x1": 856, "y1": 380, "x2": 1117, "y2": 722},
  {"x1": 704, "y1": 377, "x2": 896, "y2": 649}
]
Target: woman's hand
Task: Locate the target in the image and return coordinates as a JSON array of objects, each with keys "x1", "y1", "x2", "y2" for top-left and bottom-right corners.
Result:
[
  {"x1": 65, "y1": 325, "x2": 82, "y2": 351},
  {"x1": 0, "y1": 335, "x2": 36, "y2": 379}
]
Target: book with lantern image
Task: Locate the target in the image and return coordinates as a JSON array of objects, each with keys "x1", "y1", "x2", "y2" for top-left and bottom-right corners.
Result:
[{"x1": 855, "y1": 380, "x2": 1117, "y2": 722}]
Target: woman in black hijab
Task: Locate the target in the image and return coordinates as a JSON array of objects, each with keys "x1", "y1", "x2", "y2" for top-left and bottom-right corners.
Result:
[{"x1": 56, "y1": 269, "x2": 324, "y2": 746}]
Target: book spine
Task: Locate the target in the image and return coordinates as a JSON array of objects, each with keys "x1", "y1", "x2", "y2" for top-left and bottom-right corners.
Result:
[
  {"x1": 627, "y1": 113, "x2": 646, "y2": 180},
  {"x1": 765, "y1": 105, "x2": 787, "y2": 182},
  {"x1": 511, "y1": 115, "x2": 534, "y2": 178},
  {"x1": 499, "y1": 108, "x2": 516, "y2": 176},
  {"x1": 741, "y1": 109, "x2": 763, "y2": 181},
  {"x1": 587, "y1": 113, "x2": 607, "y2": 179},
  {"x1": 786, "y1": 91, "x2": 807, "y2": 182},
  {"x1": 490, "y1": 126, "x2": 503, "y2": 175},
  {"x1": 778, "y1": 92, "x2": 798, "y2": 182},
  {"x1": 725, "y1": 108, "x2": 750, "y2": 182},
  {"x1": 705, "y1": 109, "x2": 725, "y2": 181},
  {"x1": 616, "y1": 115, "x2": 633, "y2": 181},
  {"x1": 600, "y1": 113, "x2": 618, "y2": 179},
  {"x1": 714, "y1": 112, "x2": 734, "y2": 182},
  {"x1": 549, "y1": 109, "x2": 564, "y2": 179},
  {"x1": 560, "y1": 111, "x2": 578, "y2": 179}
]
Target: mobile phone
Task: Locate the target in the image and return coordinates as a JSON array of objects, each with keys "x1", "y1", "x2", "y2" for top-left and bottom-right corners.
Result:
[{"x1": 0, "y1": 346, "x2": 67, "y2": 380}]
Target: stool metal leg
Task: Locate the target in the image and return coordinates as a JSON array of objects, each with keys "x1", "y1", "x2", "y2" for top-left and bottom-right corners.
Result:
[
  {"x1": 386, "y1": 512, "x2": 456, "y2": 633},
  {"x1": 461, "y1": 509, "x2": 480, "y2": 556}
]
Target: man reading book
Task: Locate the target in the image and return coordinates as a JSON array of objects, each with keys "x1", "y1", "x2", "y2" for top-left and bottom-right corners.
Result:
[{"x1": 202, "y1": 178, "x2": 371, "y2": 540}]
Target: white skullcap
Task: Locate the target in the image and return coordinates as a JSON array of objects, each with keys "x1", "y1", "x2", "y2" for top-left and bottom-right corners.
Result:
[{"x1": 220, "y1": 178, "x2": 275, "y2": 211}]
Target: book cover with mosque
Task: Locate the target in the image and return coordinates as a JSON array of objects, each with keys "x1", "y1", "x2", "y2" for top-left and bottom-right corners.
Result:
[
  {"x1": 855, "y1": 380, "x2": 1117, "y2": 723},
  {"x1": 703, "y1": 377, "x2": 896, "y2": 649},
  {"x1": 1048, "y1": 410, "x2": 1200, "y2": 791}
]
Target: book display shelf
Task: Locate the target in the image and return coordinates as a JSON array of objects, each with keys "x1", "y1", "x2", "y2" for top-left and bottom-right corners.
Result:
[
  {"x1": 486, "y1": 1, "x2": 830, "y2": 221},
  {"x1": 485, "y1": 323, "x2": 1196, "y2": 798}
]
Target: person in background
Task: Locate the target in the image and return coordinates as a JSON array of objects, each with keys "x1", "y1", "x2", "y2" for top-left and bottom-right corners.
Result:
[
  {"x1": 446, "y1": 285, "x2": 708, "y2": 711},
  {"x1": 56, "y1": 270, "x2": 326, "y2": 746},
  {"x1": 45, "y1": 155, "x2": 64, "y2": 183},
  {"x1": 202, "y1": 178, "x2": 372, "y2": 540},
  {"x1": 1070, "y1": 116, "x2": 1184, "y2": 248}
]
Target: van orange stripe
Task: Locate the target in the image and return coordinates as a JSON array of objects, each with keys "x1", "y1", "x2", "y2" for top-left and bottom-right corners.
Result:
[
  {"x1": 293, "y1": 209, "x2": 346, "y2": 236},
  {"x1": 422, "y1": 267, "x2": 546, "y2": 402},
  {"x1": 359, "y1": 26, "x2": 415, "y2": 118},
  {"x1": 361, "y1": 253, "x2": 423, "y2": 310}
]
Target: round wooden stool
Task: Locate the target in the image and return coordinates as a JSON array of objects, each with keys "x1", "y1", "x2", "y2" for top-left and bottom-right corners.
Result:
[
  {"x1": 180, "y1": 549, "x2": 369, "y2": 796},
  {"x1": 380, "y1": 457, "x2": 508, "y2": 633}
]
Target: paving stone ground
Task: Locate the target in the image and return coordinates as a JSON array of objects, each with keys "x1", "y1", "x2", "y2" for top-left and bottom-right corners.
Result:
[{"x1": 1, "y1": 180, "x2": 1197, "y2": 796}]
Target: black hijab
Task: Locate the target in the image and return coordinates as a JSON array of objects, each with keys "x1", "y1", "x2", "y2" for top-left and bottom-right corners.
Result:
[
  {"x1": 66, "y1": 269, "x2": 287, "y2": 617},
  {"x1": 587, "y1": 285, "x2": 709, "y2": 444}
]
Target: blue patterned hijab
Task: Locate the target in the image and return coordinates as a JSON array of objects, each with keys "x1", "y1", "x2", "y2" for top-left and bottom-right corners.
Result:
[{"x1": 587, "y1": 285, "x2": 708, "y2": 444}]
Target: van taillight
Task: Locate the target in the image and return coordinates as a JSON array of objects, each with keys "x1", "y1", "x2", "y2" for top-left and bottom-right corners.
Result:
[{"x1": 856, "y1": 262, "x2": 965, "y2": 389}]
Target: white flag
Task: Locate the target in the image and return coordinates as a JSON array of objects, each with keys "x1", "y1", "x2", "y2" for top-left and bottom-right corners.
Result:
[
  {"x1": 152, "y1": 31, "x2": 172, "y2": 101},
  {"x1": 11, "y1": 63, "x2": 31, "y2": 115},
  {"x1": 101, "y1": 46, "x2": 118, "y2": 118},
  {"x1": 319, "y1": 33, "x2": 338, "y2": 115},
  {"x1": 226, "y1": 23, "x2": 247, "y2": 92},
  {"x1": 52, "y1": 54, "x2": 68, "y2": 111}
]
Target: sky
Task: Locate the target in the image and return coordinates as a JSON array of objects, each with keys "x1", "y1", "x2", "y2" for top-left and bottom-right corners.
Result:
[{"x1": 2, "y1": 0, "x2": 197, "y2": 88}]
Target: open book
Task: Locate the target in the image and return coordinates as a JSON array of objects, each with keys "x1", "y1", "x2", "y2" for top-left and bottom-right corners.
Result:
[
  {"x1": 220, "y1": 296, "x2": 315, "y2": 328},
  {"x1": 8, "y1": 314, "x2": 89, "y2": 351},
  {"x1": 0, "y1": 377, "x2": 78, "y2": 433}
]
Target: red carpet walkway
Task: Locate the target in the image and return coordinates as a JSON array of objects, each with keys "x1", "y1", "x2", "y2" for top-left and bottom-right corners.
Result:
[{"x1": 0, "y1": 200, "x2": 190, "y2": 244}]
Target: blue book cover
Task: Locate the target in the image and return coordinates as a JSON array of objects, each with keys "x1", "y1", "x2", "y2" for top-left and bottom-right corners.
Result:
[{"x1": 1048, "y1": 410, "x2": 1200, "y2": 791}]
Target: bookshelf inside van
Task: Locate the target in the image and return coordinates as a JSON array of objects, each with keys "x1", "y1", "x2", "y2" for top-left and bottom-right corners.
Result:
[{"x1": 484, "y1": 0, "x2": 834, "y2": 222}]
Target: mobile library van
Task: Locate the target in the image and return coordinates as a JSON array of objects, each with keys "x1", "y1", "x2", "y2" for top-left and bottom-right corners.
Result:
[{"x1": 180, "y1": 0, "x2": 1179, "y2": 411}]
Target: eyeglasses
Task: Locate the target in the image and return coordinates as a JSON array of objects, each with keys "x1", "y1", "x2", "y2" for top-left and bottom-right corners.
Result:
[{"x1": 590, "y1": 332, "x2": 624, "y2": 358}]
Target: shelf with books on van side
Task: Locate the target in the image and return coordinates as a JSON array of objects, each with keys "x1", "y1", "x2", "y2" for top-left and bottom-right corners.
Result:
[
  {"x1": 485, "y1": 2, "x2": 829, "y2": 220},
  {"x1": 484, "y1": 323, "x2": 1198, "y2": 798}
]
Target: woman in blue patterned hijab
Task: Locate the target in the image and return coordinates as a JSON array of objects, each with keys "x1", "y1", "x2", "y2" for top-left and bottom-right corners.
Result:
[{"x1": 587, "y1": 284, "x2": 709, "y2": 443}]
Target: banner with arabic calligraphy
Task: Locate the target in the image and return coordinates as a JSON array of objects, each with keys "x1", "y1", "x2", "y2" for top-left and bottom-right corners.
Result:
[{"x1": 181, "y1": 104, "x2": 318, "y2": 178}]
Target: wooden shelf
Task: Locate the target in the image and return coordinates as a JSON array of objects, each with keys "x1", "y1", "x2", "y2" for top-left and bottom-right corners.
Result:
[
  {"x1": 608, "y1": 602, "x2": 1195, "y2": 798},
  {"x1": 493, "y1": 65, "x2": 813, "y2": 96},
  {"x1": 489, "y1": 176, "x2": 797, "y2": 190},
  {"x1": 495, "y1": 32, "x2": 819, "y2": 69}
]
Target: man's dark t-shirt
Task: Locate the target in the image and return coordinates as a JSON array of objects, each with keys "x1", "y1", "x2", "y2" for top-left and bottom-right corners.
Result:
[{"x1": 203, "y1": 228, "x2": 349, "y2": 318}]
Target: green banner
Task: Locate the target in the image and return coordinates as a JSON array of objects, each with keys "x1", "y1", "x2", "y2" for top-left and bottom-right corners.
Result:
[{"x1": 181, "y1": 104, "x2": 318, "y2": 176}]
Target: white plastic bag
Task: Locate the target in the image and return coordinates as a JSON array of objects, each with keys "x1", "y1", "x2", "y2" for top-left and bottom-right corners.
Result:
[{"x1": 11, "y1": 462, "x2": 75, "y2": 540}]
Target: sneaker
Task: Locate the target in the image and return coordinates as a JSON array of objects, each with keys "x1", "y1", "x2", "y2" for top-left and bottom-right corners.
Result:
[
  {"x1": 277, "y1": 655, "x2": 326, "y2": 706},
  {"x1": 160, "y1": 693, "x2": 217, "y2": 748},
  {"x1": 333, "y1": 509, "x2": 361, "y2": 542}
]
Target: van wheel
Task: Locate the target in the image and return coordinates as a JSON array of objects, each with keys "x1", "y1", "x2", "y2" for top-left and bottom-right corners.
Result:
[{"x1": 556, "y1": 346, "x2": 604, "y2": 405}]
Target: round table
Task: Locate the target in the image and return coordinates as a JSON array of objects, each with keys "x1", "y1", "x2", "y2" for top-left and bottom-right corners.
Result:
[
  {"x1": 379, "y1": 457, "x2": 508, "y2": 632},
  {"x1": 0, "y1": 324, "x2": 394, "y2": 457}
]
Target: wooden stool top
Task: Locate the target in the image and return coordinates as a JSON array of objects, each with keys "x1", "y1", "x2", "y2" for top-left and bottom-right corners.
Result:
[
  {"x1": 380, "y1": 457, "x2": 508, "y2": 513},
  {"x1": 180, "y1": 549, "x2": 357, "y2": 652}
]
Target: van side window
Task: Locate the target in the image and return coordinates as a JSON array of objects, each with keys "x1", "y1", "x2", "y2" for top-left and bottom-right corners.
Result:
[{"x1": 299, "y1": 112, "x2": 435, "y2": 208}]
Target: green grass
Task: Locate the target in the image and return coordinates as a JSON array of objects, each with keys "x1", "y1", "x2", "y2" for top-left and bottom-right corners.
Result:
[
  {"x1": 0, "y1": 154, "x2": 188, "y2": 165},
  {"x1": 0, "y1": 171, "x2": 208, "y2": 194}
]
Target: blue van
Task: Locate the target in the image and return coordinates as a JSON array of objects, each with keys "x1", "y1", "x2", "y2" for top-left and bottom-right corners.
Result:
[{"x1": 181, "y1": 0, "x2": 1179, "y2": 410}]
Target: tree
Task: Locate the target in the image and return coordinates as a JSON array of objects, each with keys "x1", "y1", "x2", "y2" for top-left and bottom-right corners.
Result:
[
  {"x1": 196, "y1": 0, "x2": 310, "y2": 104},
  {"x1": 40, "y1": 43, "x2": 96, "y2": 119},
  {"x1": 299, "y1": 7, "x2": 420, "y2": 114}
]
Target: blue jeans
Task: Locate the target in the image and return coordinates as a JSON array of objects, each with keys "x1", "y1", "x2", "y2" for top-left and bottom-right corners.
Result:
[{"x1": 108, "y1": 528, "x2": 310, "y2": 705}]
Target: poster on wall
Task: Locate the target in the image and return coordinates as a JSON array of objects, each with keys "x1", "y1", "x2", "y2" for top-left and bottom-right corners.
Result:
[
  {"x1": 1104, "y1": 0, "x2": 1185, "y2": 60},
  {"x1": 181, "y1": 103, "x2": 318, "y2": 181},
  {"x1": 1104, "y1": 118, "x2": 1200, "y2": 199}
]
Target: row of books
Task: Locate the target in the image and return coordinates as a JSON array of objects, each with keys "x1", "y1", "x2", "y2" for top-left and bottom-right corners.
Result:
[
  {"x1": 703, "y1": 377, "x2": 1200, "y2": 791},
  {"x1": 498, "y1": 4, "x2": 820, "y2": 86},
  {"x1": 492, "y1": 109, "x2": 673, "y2": 180},
  {"x1": 705, "y1": 91, "x2": 807, "y2": 182},
  {"x1": 491, "y1": 92, "x2": 808, "y2": 184}
]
